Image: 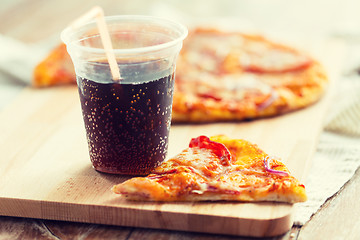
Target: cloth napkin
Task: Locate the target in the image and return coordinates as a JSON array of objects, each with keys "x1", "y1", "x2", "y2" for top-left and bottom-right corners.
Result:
[
  {"x1": 0, "y1": 34, "x2": 53, "y2": 83},
  {"x1": 0, "y1": 34, "x2": 359, "y2": 227},
  {"x1": 293, "y1": 44, "x2": 360, "y2": 225}
]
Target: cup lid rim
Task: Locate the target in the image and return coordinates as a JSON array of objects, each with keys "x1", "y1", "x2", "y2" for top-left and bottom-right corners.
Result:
[{"x1": 60, "y1": 15, "x2": 188, "y2": 55}]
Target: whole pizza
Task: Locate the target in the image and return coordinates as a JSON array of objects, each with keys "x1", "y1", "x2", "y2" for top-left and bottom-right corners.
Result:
[
  {"x1": 33, "y1": 27, "x2": 328, "y2": 123},
  {"x1": 172, "y1": 28, "x2": 328, "y2": 122}
]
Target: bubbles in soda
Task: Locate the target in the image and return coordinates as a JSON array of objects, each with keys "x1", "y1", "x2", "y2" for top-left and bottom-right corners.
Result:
[{"x1": 77, "y1": 71, "x2": 174, "y2": 175}]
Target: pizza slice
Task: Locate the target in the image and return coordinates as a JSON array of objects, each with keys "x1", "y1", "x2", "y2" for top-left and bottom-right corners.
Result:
[
  {"x1": 33, "y1": 43, "x2": 76, "y2": 87},
  {"x1": 112, "y1": 135, "x2": 307, "y2": 203}
]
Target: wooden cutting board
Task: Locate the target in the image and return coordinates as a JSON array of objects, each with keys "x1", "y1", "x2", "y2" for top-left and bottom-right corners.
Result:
[{"x1": 0, "y1": 39, "x2": 343, "y2": 237}]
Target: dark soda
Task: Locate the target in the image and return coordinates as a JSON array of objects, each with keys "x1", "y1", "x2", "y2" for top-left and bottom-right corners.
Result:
[{"x1": 77, "y1": 69, "x2": 175, "y2": 175}]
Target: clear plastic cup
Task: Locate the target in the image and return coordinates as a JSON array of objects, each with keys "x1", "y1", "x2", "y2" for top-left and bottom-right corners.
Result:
[{"x1": 61, "y1": 15, "x2": 187, "y2": 175}]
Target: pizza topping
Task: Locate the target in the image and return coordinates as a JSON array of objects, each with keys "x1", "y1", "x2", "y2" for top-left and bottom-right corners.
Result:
[
  {"x1": 256, "y1": 89, "x2": 279, "y2": 110},
  {"x1": 222, "y1": 74, "x2": 268, "y2": 92},
  {"x1": 239, "y1": 44, "x2": 313, "y2": 73},
  {"x1": 263, "y1": 156, "x2": 289, "y2": 177},
  {"x1": 184, "y1": 74, "x2": 278, "y2": 105},
  {"x1": 226, "y1": 75, "x2": 277, "y2": 100},
  {"x1": 191, "y1": 182, "x2": 208, "y2": 195},
  {"x1": 184, "y1": 29, "x2": 313, "y2": 75},
  {"x1": 189, "y1": 135, "x2": 232, "y2": 166},
  {"x1": 197, "y1": 92, "x2": 222, "y2": 101}
]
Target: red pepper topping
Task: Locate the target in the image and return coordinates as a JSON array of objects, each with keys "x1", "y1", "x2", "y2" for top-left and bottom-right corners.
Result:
[{"x1": 189, "y1": 136, "x2": 232, "y2": 166}]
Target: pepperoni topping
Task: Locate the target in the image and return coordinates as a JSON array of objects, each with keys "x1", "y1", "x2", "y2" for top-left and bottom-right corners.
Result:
[
  {"x1": 238, "y1": 39, "x2": 313, "y2": 74},
  {"x1": 189, "y1": 136, "x2": 232, "y2": 166},
  {"x1": 241, "y1": 55, "x2": 312, "y2": 74},
  {"x1": 197, "y1": 93, "x2": 222, "y2": 101}
]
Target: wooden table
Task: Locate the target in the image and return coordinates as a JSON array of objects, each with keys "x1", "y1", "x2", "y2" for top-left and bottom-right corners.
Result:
[{"x1": 1, "y1": 1, "x2": 360, "y2": 239}]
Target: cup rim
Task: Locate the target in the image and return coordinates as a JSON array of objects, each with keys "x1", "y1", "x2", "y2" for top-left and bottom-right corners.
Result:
[{"x1": 61, "y1": 15, "x2": 188, "y2": 55}]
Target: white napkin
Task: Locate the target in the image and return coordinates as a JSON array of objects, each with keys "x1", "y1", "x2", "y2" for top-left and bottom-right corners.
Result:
[
  {"x1": 325, "y1": 77, "x2": 360, "y2": 136},
  {"x1": 0, "y1": 34, "x2": 56, "y2": 84},
  {"x1": 294, "y1": 132, "x2": 360, "y2": 225},
  {"x1": 293, "y1": 44, "x2": 360, "y2": 225}
]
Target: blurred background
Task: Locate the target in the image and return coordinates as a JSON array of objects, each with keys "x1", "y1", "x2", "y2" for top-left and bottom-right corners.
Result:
[
  {"x1": 0, "y1": 0, "x2": 359, "y2": 42},
  {"x1": 1, "y1": 0, "x2": 360, "y2": 114}
]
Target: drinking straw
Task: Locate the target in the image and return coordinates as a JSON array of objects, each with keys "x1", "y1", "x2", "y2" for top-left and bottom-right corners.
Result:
[{"x1": 70, "y1": 6, "x2": 122, "y2": 81}]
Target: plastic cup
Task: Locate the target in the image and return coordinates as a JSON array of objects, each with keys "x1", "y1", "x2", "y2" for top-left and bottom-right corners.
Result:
[{"x1": 61, "y1": 15, "x2": 187, "y2": 175}]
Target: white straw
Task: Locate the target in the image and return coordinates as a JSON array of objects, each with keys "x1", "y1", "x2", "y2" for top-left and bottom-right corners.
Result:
[{"x1": 70, "y1": 6, "x2": 121, "y2": 81}]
